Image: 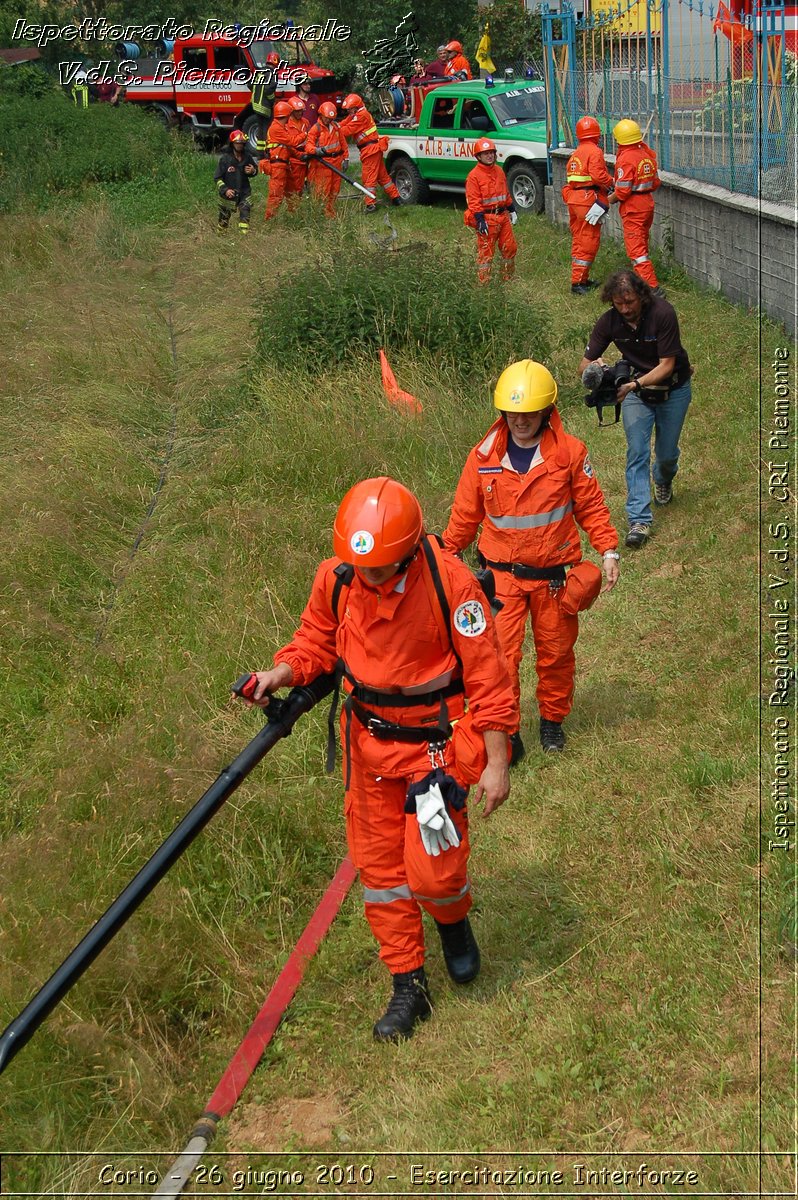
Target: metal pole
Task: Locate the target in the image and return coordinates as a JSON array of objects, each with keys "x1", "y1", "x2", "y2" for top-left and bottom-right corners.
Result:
[
  {"x1": 313, "y1": 155, "x2": 376, "y2": 199},
  {"x1": 0, "y1": 673, "x2": 336, "y2": 1077}
]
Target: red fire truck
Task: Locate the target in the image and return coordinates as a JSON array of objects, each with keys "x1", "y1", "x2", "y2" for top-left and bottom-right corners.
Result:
[{"x1": 120, "y1": 32, "x2": 342, "y2": 144}]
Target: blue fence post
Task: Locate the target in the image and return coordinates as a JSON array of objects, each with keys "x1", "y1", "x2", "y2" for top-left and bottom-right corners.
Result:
[
  {"x1": 661, "y1": 0, "x2": 672, "y2": 169},
  {"x1": 541, "y1": 3, "x2": 578, "y2": 180}
]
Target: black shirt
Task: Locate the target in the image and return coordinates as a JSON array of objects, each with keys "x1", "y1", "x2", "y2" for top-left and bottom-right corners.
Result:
[
  {"x1": 585, "y1": 297, "x2": 691, "y2": 381},
  {"x1": 214, "y1": 151, "x2": 258, "y2": 200}
]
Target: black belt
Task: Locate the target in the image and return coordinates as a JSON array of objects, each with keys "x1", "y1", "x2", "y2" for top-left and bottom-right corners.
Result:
[
  {"x1": 485, "y1": 560, "x2": 567, "y2": 582},
  {"x1": 350, "y1": 698, "x2": 451, "y2": 745},
  {"x1": 345, "y1": 675, "x2": 464, "y2": 709},
  {"x1": 482, "y1": 205, "x2": 509, "y2": 214},
  {"x1": 358, "y1": 137, "x2": 378, "y2": 149}
]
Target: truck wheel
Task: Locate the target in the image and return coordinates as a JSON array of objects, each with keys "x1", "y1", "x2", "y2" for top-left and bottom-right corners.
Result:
[
  {"x1": 148, "y1": 103, "x2": 177, "y2": 131},
  {"x1": 390, "y1": 155, "x2": 430, "y2": 205},
  {"x1": 506, "y1": 163, "x2": 545, "y2": 214},
  {"x1": 242, "y1": 114, "x2": 263, "y2": 159}
]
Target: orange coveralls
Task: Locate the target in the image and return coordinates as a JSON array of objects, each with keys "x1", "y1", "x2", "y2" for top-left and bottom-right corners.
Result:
[
  {"x1": 306, "y1": 119, "x2": 348, "y2": 216},
  {"x1": 464, "y1": 162, "x2": 517, "y2": 284},
  {"x1": 273, "y1": 552, "x2": 517, "y2": 974},
  {"x1": 338, "y1": 105, "x2": 400, "y2": 207},
  {"x1": 445, "y1": 54, "x2": 472, "y2": 78},
  {"x1": 561, "y1": 140, "x2": 613, "y2": 285},
  {"x1": 264, "y1": 118, "x2": 306, "y2": 219},
  {"x1": 443, "y1": 413, "x2": 617, "y2": 724},
  {"x1": 286, "y1": 113, "x2": 310, "y2": 208},
  {"x1": 614, "y1": 141, "x2": 661, "y2": 287}
]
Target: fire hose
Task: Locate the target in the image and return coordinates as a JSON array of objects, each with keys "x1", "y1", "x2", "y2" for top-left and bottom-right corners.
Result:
[{"x1": 0, "y1": 672, "x2": 341, "y2": 1077}]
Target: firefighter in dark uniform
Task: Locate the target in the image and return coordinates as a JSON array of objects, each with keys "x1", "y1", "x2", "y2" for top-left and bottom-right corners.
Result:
[
  {"x1": 250, "y1": 50, "x2": 280, "y2": 157},
  {"x1": 215, "y1": 130, "x2": 258, "y2": 234}
]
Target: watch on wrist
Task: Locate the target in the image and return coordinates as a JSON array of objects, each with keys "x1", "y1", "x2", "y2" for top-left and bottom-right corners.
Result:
[{"x1": 603, "y1": 550, "x2": 620, "y2": 560}]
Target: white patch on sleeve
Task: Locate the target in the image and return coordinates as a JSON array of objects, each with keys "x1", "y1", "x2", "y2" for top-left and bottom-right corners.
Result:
[
  {"x1": 583, "y1": 454, "x2": 594, "y2": 478},
  {"x1": 454, "y1": 600, "x2": 487, "y2": 637}
]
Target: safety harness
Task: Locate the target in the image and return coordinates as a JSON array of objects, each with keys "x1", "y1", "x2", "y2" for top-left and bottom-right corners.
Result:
[{"x1": 325, "y1": 536, "x2": 485, "y2": 782}]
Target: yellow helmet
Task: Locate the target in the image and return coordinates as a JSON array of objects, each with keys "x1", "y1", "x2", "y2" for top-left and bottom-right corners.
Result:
[
  {"x1": 613, "y1": 118, "x2": 643, "y2": 145},
  {"x1": 494, "y1": 360, "x2": 558, "y2": 413}
]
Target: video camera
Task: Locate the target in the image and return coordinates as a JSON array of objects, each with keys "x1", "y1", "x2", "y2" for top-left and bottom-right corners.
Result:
[{"x1": 582, "y1": 359, "x2": 634, "y2": 426}]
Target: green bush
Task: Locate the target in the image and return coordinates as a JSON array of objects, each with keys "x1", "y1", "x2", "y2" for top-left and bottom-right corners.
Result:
[
  {"x1": 254, "y1": 242, "x2": 551, "y2": 378},
  {"x1": 0, "y1": 62, "x2": 59, "y2": 99},
  {"x1": 0, "y1": 93, "x2": 172, "y2": 211}
]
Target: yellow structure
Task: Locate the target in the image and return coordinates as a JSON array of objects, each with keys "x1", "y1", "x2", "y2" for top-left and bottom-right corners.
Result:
[{"x1": 589, "y1": 0, "x2": 662, "y2": 37}]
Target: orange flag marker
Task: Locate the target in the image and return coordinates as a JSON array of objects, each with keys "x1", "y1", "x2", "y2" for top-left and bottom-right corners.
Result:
[{"x1": 380, "y1": 349, "x2": 423, "y2": 414}]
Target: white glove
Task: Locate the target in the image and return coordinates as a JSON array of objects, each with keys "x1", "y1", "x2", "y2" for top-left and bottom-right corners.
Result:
[
  {"x1": 416, "y1": 783, "x2": 460, "y2": 857},
  {"x1": 584, "y1": 201, "x2": 608, "y2": 226},
  {"x1": 509, "y1": 210, "x2": 518, "y2": 225}
]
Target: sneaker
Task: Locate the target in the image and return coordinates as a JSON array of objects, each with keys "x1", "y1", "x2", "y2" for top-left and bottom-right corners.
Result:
[
  {"x1": 539, "y1": 718, "x2": 565, "y2": 752},
  {"x1": 571, "y1": 283, "x2": 590, "y2": 295},
  {"x1": 509, "y1": 732, "x2": 526, "y2": 767},
  {"x1": 625, "y1": 523, "x2": 651, "y2": 549},
  {"x1": 654, "y1": 481, "x2": 673, "y2": 505},
  {"x1": 435, "y1": 917, "x2": 481, "y2": 984},
  {"x1": 373, "y1": 968, "x2": 432, "y2": 1042}
]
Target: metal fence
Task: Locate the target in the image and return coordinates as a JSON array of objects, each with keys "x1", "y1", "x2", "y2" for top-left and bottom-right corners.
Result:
[{"x1": 540, "y1": 0, "x2": 797, "y2": 204}]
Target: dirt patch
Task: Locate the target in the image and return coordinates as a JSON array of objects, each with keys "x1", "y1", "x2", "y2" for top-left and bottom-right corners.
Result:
[{"x1": 227, "y1": 1094, "x2": 347, "y2": 1151}]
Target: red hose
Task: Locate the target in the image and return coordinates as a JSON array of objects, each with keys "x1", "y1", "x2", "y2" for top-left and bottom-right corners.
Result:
[{"x1": 204, "y1": 855, "x2": 357, "y2": 1120}]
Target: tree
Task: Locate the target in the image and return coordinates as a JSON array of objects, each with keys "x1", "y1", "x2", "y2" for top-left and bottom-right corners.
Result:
[
  {"x1": 478, "y1": 0, "x2": 543, "y2": 69},
  {"x1": 297, "y1": 0, "x2": 480, "y2": 81}
]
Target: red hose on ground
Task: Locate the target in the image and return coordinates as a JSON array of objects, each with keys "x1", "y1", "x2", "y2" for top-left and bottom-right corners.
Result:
[{"x1": 205, "y1": 854, "x2": 357, "y2": 1120}]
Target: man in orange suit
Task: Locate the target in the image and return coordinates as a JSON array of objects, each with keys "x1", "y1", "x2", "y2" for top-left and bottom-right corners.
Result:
[
  {"x1": 243, "y1": 478, "x2": 516, "y2": 1043},
  {"x1": 561, "y1": 115, "x2": 614, "y2": 294},
  {"x1": 464, "y1": 138, "x2": 517, "y2": 284}
]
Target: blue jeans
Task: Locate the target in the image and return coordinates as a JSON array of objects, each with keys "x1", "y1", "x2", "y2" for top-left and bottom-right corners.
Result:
[{"x1": 621, "y1": 380, "x2": 692, "y2": 526}]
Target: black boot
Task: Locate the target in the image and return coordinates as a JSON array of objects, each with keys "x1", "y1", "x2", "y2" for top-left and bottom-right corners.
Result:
[
  {"x1": 373, "y1": 968, "x2": 432, "y2": 1042},
  {"x1": 539, "y1": 718, "x2": 565, "y2": 752},
  {"x1": 509, "y1": 732, "x2": 526, "y2": 767},
  {"x1": 435, "y1": 917, "x2": 481, "y2": 984}
]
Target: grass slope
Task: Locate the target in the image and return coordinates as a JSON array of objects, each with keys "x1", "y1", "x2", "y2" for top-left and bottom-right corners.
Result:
[{"x1": 0, "y1": 159, "x2": 792, "y2": 1196}]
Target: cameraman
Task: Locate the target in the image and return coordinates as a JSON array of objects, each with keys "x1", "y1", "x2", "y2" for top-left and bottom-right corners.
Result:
[{"x1": 577, "y1": 269, "x2": 693, "y2": 549}]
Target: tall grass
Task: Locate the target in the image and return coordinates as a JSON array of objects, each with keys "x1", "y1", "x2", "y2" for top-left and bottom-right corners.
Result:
[{"x1": 0, "y1": 182, "x2": 791, "y2": 1195}]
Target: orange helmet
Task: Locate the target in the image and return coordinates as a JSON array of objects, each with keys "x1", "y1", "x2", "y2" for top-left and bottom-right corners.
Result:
[
  {"x1": 273, "y1": 100, "x2": 292, "y2": 118},
  {"x1": 265, "y1": 51, "x2": 280, "y2": 66},
  {"x1": 342, "y1": 93, "x2": 362, "y2": 110},
  {"x1": 229, "y1": 129, "x2": 247, "y2": 144},
  {"x1": 333, "y1": 478, "x2": 423, "y2": 568},
  {"x1": 318, "y1": 101, "x2": 337, "y2": 121},
  {"x1": 288, "y1": 95, "x2": 305, "y2": 112},
  {"x1": 474, "y1": 137, "x2": 497, "y2": 156},
  {"x1": 576, "y1": 115, "x2": 601, "y2": 141},
  {"x1": 446, "y1": 40, "x2": 463, "y2": 53}
]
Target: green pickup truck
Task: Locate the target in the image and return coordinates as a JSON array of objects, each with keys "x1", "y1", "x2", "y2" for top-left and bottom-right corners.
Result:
[{"x1": 377, "y1": 78, "x2": 550, "y2": 213}]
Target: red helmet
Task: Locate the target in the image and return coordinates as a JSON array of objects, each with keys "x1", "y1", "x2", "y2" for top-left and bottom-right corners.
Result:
[
  {"x1": 474, "y1": 137, "x2": 497, "y2": 157},
  {"x1": 288, "y1": 95, "x2": 305, "y2": 112},
  {"x1": 576, "y1": 115, "x2": 601, "y2": 141},
  {"x1": 445, "y1": 40, "x2": 463, "y2": 53},
  {"x1": 319, "y1": 101, "x2": 337, "y2": 121},
  {"x1": 273, "y1": 100, "x2": 292, "y2": 118},
  {"x1": 342, "y1": 93, "x2": 362, "y2": 111},
  {"x1": 265, "y1": 51, "x2": 280, "y2": 66},
  {"x1": 333, "y1": 478, "x2": 423, "y2": 568},
  {"x1": 229, "y1": 129, "x2": 247, "y2": 144}
]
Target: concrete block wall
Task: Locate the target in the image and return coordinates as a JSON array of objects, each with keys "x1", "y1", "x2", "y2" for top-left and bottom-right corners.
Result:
[{"x1": 547, "y1": 149, "x2": 797, "y2": 339}]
